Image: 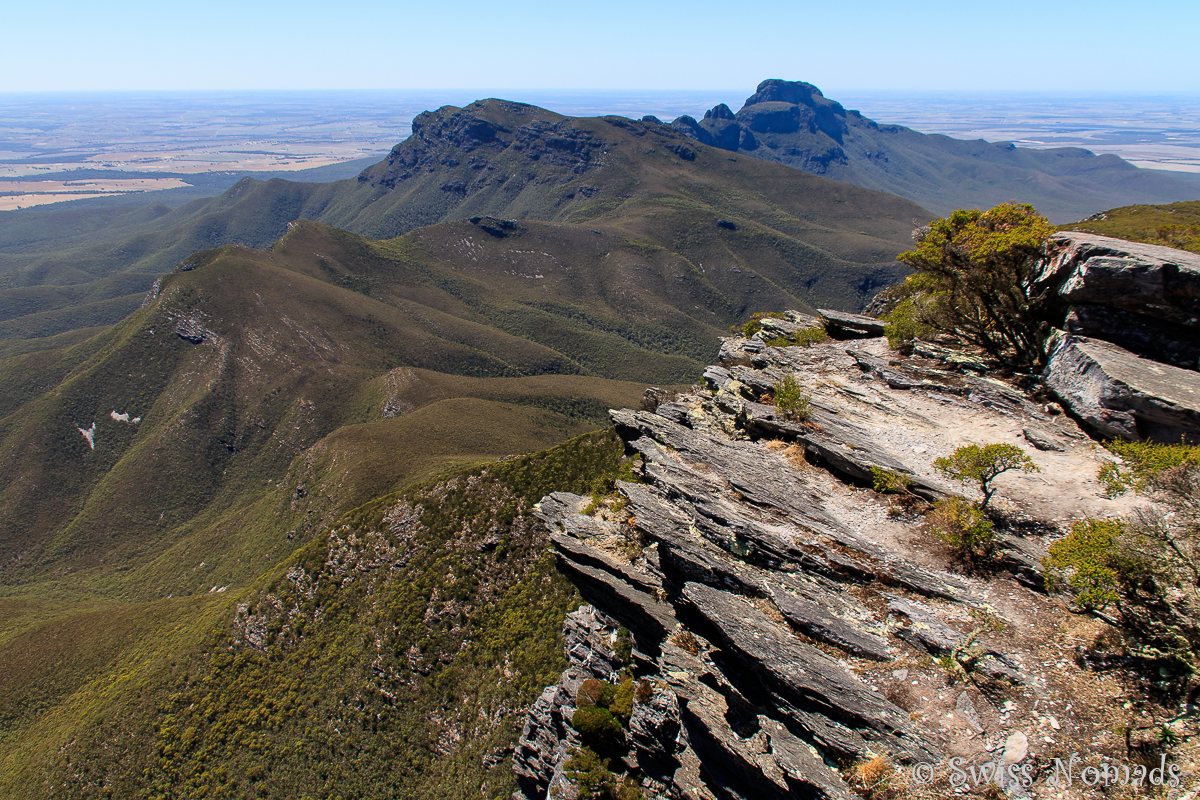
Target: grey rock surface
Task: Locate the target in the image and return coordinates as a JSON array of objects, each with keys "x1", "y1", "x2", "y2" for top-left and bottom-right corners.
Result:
[
  {"x1": 956, "y1": 691, "x2": 985, "y2": 734},
  {"x1": 1040, "y1": 231, "x2": 1200, "y2": 330},
  {"x1": 818, "y1": 308, "x2": 887, "y2": 338},
  {"x1": 1064, "y1": 304, "x2": 1200, "y2": 372},
  {"x1": 1042, "y1": 331, "x2": 1200, "y2": 442},
  {"x1": 771, "y1": 587, "x2": 892, "y2": 660},
  {"x1": 514, "y1": 324, "x2": 1134, "y2": 800}
]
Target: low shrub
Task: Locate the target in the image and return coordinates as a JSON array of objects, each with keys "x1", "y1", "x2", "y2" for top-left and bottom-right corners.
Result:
[
  {"x1": 614, "y1": 627, "x2": 633, "y2": 665},
  {"x1": 734, "y1": 311, "x2": 786, "y2": 338},
  {"x1": 564, "y1": 746, "x2": 645, "y2": 800},
  {"x1": 1048, "y1": 440, "x2": 1199, "y2": 692},
  {"x1": 1044, "y1": 519, "x2": 1124, "y2": 610},
  {"x1": 772, "y1": 373, "x2": 811, "y2": 422},
  {"x1": 933, "y1": 443, "x2": 1038, "y2": 509},
  {"x1": 571, "y1": 705, "x2": 624, "y2": 750},
  {"x1": 765, "y1": 326, "x2": 829, "y2": 348},
  {"x1": 577, "y1": 678, "x2": 610, "y2": 709},
  {"x1": 610, "y1": 679, "x2": 634, "y2": 723},
  {"x1": 1098, "y1": 439, "x2": 1200, "y2": 496},
  {"x1": 882, "y1": 296, "x2": 933, "y2": 352},
  {"x1": 927, "y1": 497, "x2": 995, "y2": 561},
  {"x1": 871, "y1": 467, "x2": 913, "y2": 495}
]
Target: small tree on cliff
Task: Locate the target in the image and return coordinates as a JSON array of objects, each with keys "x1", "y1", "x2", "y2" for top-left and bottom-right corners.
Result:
[{"x1": 891, "y1": 202, "x2": 1055, "y2": 370}]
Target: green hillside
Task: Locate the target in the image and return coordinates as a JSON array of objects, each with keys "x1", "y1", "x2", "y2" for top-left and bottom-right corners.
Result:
[
  {"x1": 0, "y1": 98, "x2": 927, "y2": 348},
  {"x1": 0, "y1": 219, "x2": 683, "y2": 794},
  {"x1": 1060, "y1": 199, "x2": 1200, "y2": 253},
  {"x1": 0, "y1": 429, "x2": 633, "y2": 799},
  {"x1": 0, "y1": 99, "x2": 936, "y2": 796}
]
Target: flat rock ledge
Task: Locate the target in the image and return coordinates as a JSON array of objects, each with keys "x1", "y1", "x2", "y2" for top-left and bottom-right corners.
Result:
[{"x1": 512, "y1": 331, "x2": 1136, "y2": 800}]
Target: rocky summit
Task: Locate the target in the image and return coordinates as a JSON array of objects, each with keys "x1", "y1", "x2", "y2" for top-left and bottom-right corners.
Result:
[
  {"x1": 671, "y1": 80, "x2": 1200, "y2": 222},
  {"x1": 510, "y1": 313, "x2": 1180, "y2": 799}
]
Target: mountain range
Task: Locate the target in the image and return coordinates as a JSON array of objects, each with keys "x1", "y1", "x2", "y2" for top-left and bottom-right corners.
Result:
[
  {"x1": 0, "y1": 106, "x2": 935, "y2": 794},
  {"x1": 0, "y1": 82, "x2": 1197, "y2": 797},
  {"x1": 671, "y1": 80, "x2": 1200, "y2": 221}
]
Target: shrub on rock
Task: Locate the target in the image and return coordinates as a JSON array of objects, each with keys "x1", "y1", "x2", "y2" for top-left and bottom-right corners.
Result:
[
  {"x1": 927, "y1": 497, "x2": 995, "y2": 561},
  {"x1": 934, "y1": 443, "x2": 1039, "y2": 509}
]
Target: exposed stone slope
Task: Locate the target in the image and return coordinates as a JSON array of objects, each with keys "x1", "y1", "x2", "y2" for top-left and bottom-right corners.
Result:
[{"x1": 514, "y1": 325, "x2": 1157, "y2": 799}]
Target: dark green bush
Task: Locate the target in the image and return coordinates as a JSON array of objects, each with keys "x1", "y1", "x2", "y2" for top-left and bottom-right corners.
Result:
[
  {"x1": 571, "y1": 706, "x2": 624, "y2": 750},
  {"x1": 1044, "y1": 519, "x2": 1124, "y2": 610},
  {"x1": 610, "y1": 679, "x2": 634, "y2": 724},
  {"x1": 614, "y1": 627, "x2": 633, "y2": 665},
  {"x1": 564, "y1": 747, "x2": 645, "y2": 800}
]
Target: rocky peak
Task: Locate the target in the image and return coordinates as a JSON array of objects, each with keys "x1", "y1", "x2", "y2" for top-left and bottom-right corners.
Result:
[
  {"x1": 743, "y1": 79, "x2": 845, "y2": 116},
  {"x1": 357, "y1": 102, "x2": 605, "y2": 190},
  {"x1": 673, "y1": 79, "x2": 851, "y2": 168},
  {"x1": 735, "y1": 80, "x2": 849, "y2": 142},
  {"x1": 703, "y1": 103, "x2": 736, "y2": 121},
  {"x1": 667, "y1": 81, "x2": 1200, "y2": 220},
  {"x1": 513, "y1": 315, "x2": 1158, "y2": 799}
]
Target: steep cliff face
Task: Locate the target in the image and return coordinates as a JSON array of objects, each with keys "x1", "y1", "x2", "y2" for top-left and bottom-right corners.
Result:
[{"x1": 511, "y1": 318, "x2": 1173, "y2": 799}]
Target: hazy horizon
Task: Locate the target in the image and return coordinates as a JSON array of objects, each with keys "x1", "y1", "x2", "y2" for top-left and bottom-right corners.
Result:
[{"x1": 4, "y1": 86, "x2": 1198, "y2": 209}]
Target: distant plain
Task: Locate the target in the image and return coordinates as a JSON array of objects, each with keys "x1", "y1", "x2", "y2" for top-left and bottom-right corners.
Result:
[{"x1": 2, "y1": 89, "x2": 1197, "y2": 211}]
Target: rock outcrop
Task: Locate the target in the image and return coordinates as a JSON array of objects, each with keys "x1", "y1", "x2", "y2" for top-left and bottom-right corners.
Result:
[
  {"x1": 512, "y1": 606, "x2": 628, "y2": 799},
  {"x1": 1036, "y1": 232, "x2": 1200, "y2": 442},
  {"x1": 1038, "y1": 231, "x2": 1200, "y2": 371},
  {"x1": 513, "y1": 321, "x2": 1142, "y2": 799},
  {"x1": 1039, "y1": 232, "x2": 1200, "y2": 333},
  {"x1": 1042, "y1": 331, "x2": 1200, "y2": 443}
]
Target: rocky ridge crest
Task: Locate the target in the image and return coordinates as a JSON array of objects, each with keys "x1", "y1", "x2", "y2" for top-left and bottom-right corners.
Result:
[{"x1": 512, "y1": 313, "x2": 1156, "y2": 799}]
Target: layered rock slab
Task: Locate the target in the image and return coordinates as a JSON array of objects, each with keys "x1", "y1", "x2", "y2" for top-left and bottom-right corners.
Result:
[
  {"x1": 514, "y1": 327, "x2": 1143, "y2": 799},
  {"x1": 1043, "y1": 331, "x2": 1200, "y2": 443},
  {"x1": 1039, "y1": 231, "x2": 1200, "y2": 331}
]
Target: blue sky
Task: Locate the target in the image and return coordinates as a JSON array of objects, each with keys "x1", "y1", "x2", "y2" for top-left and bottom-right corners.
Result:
[{"x1": 3, "y1": 0, "x2": 1198, "y2": 93}]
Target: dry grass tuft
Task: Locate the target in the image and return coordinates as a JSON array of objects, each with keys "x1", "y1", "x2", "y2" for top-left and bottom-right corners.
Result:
[
  {"x1": 782, "y1": 443, "x2": 809, "y2": 470},
  {"x1": 847, "y1": 756, "x2": 899, "y2": 799},
  {"x1": 668, "y1": 628, "x2": 702, "y2": 655}
]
